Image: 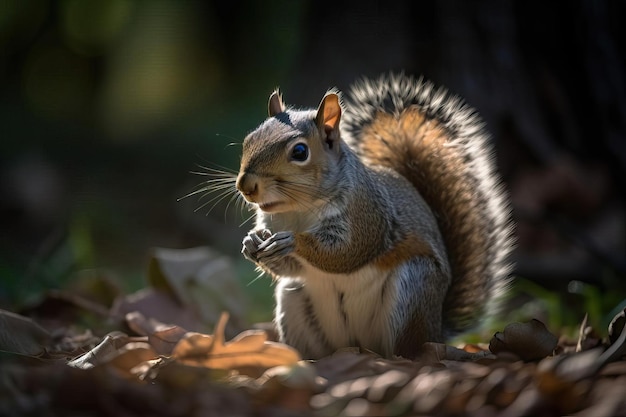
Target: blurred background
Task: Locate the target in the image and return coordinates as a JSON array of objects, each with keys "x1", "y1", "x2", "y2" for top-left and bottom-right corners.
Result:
[{"x1": 1, "y1": 0, "x2": 625, "y2": 331}]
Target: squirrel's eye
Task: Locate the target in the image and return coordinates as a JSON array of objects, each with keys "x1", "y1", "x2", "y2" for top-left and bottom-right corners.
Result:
[{"x1": 291, "y1": 143, "x2": 309, "y2": 162}]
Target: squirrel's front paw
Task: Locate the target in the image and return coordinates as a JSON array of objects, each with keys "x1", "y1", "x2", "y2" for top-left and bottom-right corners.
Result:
[
  {"x1": 257, "y1": 231, "x2": 295, "y2": 261},
  {"x1": 242, "y1": 229, "x2": 266, "y2": 262},
  {"x1": 242, "y1": 229, "x2": 294, "y2": 264}
]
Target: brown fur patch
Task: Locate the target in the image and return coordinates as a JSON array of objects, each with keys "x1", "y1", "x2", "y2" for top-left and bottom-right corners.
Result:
[
  {"x1": 374, "y1": 233, "x2": 435, "y2": 270},
  {"x1": 358, "y1": 110, "x2": 448, "y2": 165},
  {"x1": 358, "y1": 108, "x2": 492, "y2": 327}
]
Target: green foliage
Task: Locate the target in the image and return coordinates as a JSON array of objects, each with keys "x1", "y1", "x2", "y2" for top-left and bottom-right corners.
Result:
[{"x1": 513, "y1": 277, "x2": 626, "y2": 337}]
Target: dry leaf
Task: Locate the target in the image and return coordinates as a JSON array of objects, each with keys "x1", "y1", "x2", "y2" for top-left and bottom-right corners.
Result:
[
  {"x1": 111, "y1": 248, "x2": 247, "y2": 337},
  {"x1": 460, "y1": 343, "x2": 490, "y2": 353},
  {"x1": 251, "y1": 362, "x2": 323, "y2": 412},
  {"x1": 538, "y1": 348, "x2": 603, "y2": 383},
  {"x1": 258, "y1": 361, "x2": 322, "y2": 391},
  {"x1": 149, "y1": 359, "x2": 231, "y2": 389},
  {"x1": 535, "y1": 355, "x2": 596, "y2": 414},
  {"x1": 67, "y1": 331, "x2": 147, "y2": 369},
  {"x1": 0, "y1": 309, "x2": 51, "y2": 356},
  {"x1": 149, "y1": 327, "x2": 188, "y2": 356},
  {"x1": 52, "y1": 329, "x2": 102, "y2": 357},
  {"x1": 251, "y1": 321, "x2": 279, "y2": 342},
  {"x1": 171, "y1": 312, "x2": 300, "y2": 374},
  {"x1": 111, "y1": 288, "x2": 207, "y2": 333},
  {"x1": 420, "y1": 342, "x2": 494, "y2": 363},
  {"x1": 147, "y1": 247, "x2": 247, "y2": 333},
  {"x1": 126, "y1": 311, "x2": 187, "y2": 355},
  {"x1": 314, "y1": 352, "x2": 380, "y2": 386},
  {"x1": 489, "y1": 319, "x2": 558, "y2": 361},
  {"x1": 608, "y1": 308, "x2": 626, "y2": 346},
  {"x1": 107, "y1": 342, "x2": 159, "y2": 377},
  {"x1": 394, "y1": 369, "x2": 455, "y2": 415}
]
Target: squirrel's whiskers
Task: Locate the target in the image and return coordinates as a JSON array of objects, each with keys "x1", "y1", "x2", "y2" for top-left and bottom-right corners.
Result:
[{"x1": 179, "y1": 165, "x2": 240, "y2": 218}]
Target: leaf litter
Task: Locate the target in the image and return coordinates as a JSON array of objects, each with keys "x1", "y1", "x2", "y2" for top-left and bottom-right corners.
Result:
[{"x1": 1, "y1": 247, "x2": 626, "y2": 416}]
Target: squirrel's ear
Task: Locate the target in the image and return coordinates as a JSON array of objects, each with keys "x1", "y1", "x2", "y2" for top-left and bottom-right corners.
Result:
[
  {"x1": 316, "y1": 93, "x2": 342, "y2": 146},
  {"x1": 268, "y1": 90, "x2": 285, "y2": 117}
]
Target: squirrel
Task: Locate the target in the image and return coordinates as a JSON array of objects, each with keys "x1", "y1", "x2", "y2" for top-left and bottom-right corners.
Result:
[{"x1": 235, "y1": 73, "x2": 513, "y2": 360}]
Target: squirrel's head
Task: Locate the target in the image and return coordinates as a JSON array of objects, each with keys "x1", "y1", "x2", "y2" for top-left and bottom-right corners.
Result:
[{"x1": 236, "y1": 90, "x2": 343, "y2": 213}]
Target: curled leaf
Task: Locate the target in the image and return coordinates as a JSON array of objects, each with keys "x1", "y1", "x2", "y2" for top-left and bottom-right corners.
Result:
[
  {"x1": 608, "y1": 308, "x2": 626, "y2": 346},
  {"x1": 489, "y1": 319, "x2": 558, "y2": 361},
  {"x1": 107, "y1": 342, "x2": 159, "y2": 377},
  {"x1": 171, "y1": 312, "x2": 300, "y2": 374},
  {"x1": 67, "y1": 332, "x2": 149, "y2": 370},
  {"x1": 126, "y1": 311, "x2": 187, "y2": 355},
  {"x1": 258, "y1": 362, "x2": 323, "y2": 391}
]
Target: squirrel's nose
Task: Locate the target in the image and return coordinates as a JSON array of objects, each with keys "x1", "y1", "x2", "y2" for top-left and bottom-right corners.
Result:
[{"x1": 236, "y1": 173, "x2": 258, "y2": 198}]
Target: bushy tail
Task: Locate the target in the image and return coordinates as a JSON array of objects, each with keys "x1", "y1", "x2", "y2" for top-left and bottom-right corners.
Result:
[{"x1": 342, "y1": 73, "x2": 514, "y2": 334}]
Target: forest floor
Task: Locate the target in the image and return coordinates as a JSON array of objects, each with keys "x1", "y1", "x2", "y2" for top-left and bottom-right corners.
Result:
[{"x1": 2, "y1": 247, "x2": 626, "y2": 417}]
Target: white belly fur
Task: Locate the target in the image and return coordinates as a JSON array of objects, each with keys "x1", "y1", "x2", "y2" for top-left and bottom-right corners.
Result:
[{"x1": 277, "y1": 258, "x2": 395, "y2": 356}]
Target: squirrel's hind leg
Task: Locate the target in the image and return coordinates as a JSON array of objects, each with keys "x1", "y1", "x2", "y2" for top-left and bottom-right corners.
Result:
[
  {"x1": 274, "y1": 278, "x2": 336, "y2": 359},
  {"x1": 389, "y1": 257, "x2": 450, "y2": 359}
]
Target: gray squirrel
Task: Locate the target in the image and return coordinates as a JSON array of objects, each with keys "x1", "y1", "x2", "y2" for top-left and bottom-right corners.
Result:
[{"x1": 235, "y1": 73, "x2": 513, "y2": 359}]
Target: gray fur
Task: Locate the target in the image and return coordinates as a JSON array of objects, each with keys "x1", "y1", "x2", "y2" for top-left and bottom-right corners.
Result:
[
  {"x1": 237, "y1": 73, "x2": 514, "y2": 358},
  {"x1": 342, "y1": 73, "x2": 514, "y2": 334}
]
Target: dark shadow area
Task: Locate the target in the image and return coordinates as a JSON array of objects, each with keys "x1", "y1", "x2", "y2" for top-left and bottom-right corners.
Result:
[{"x1": 1, "y1": 0, "x2": 624, "y2": 325}]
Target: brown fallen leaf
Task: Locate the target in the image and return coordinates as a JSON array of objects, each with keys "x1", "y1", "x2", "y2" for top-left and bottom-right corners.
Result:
[
  {"x1": 242, "y1": 362, "x2": 324, "y2": 413},
  {"x1": 460, "y1": 343, "x2": 490, "y2": 353},
  {"x1": 420, "y1": 342, "x2": 495, "y2": 364},
  {"x1": 126, "y1": 311, "x2": 187, "y2": 355},
  {"x1": 107, "y1": 342, "x2": 159, "y2": 377},
  {"x1": 171, "y1": 312, "x2": 301, "y2": 375},
  {"x1": 489, "y1": 319, "x2": 558, "y2": 361},
  {"x1": 251, "y1": 321, "x2": 279, "y2": 342},
  {"x1": 534, "y1": 352, "x2": 599, "y2": 415},
  {"x1": 150, "y1": 326, "x2": 188, "y2": 356},
  {"x1": 147, "y1": 358, "x2": 231, "y2": 388},
  {"x1": 313, "y1": 351, "x2": 380, "y2": 386},
  {"x1": 67, "y1": 331, "x2": 148, "y2": 370},
  {"x1": 257, "y1": 361, "x2": 323, "y2": 391}
]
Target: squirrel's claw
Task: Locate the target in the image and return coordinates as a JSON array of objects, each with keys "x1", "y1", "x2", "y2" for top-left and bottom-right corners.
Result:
[
  {"x1": 257, "y1": 231, "x2": 295, "y2": 259},
  {"x1": 241, "y1": 236, "x2": 258, "y2": 262}
]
